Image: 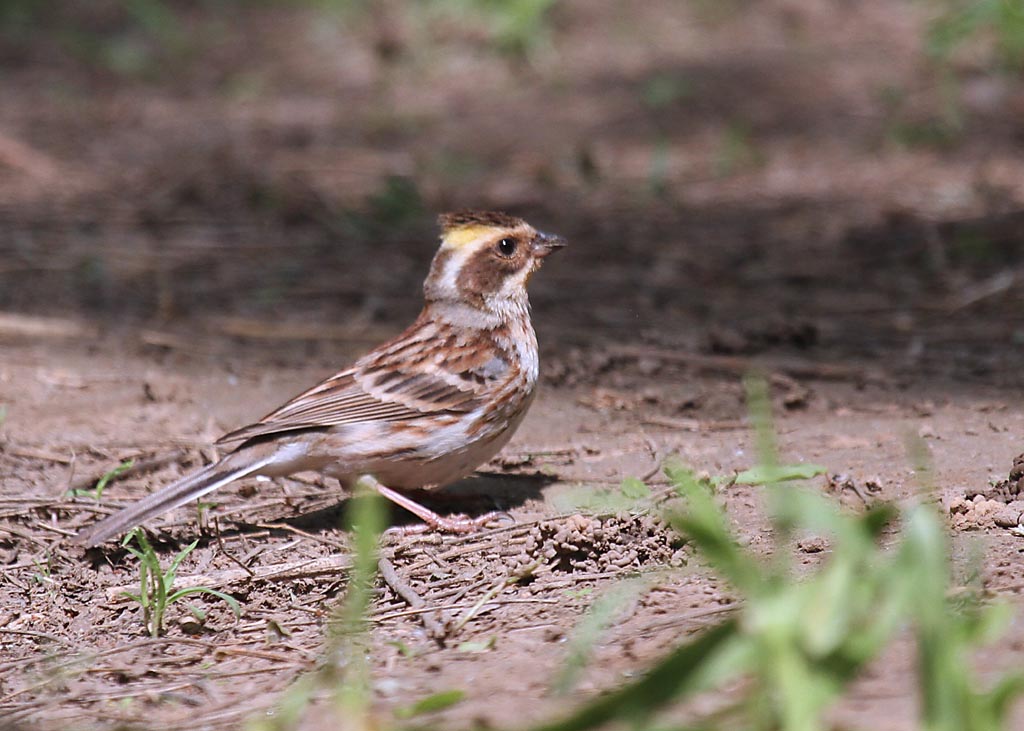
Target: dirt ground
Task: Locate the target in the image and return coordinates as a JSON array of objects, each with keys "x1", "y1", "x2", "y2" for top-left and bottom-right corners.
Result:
[{"x1": 2, "y1": 1, "x2": 1024, "y2": 729}]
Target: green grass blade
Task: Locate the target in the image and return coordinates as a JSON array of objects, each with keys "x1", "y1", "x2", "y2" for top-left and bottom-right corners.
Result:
[
  {"x1": 167, "y1": 586, "x2": 242, "y2": 618},
  {"x1": 527, "y1": 619, "x2": 740, "y2": 731},
  {"x1": 734, "y1": 463, "x2": 826, "y2": 485},
  {"x1": 554, "y1": 576, "x2": 650, "y2": 695},
  {"x1": 394, "y1": 689, "x2": 466, "y2": 719},
  {"x1": 667, "y1": 467, "x2": 762, "y2": 592}
]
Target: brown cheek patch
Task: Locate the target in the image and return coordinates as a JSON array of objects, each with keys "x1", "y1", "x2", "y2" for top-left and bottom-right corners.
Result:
[{"x1": 456, "y1": 247, "x2": 525, "y2": 299}]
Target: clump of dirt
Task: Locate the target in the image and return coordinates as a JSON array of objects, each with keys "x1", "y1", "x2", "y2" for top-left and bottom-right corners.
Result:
[
  {"x1": 511, "y1": 513, "x2": 687, "y2": 574},
  {"x1": 948, "y1": 453, "x2": 1024, "y2": 530}
]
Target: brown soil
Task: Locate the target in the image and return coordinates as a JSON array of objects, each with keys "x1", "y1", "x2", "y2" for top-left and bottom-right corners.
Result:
[{"x1": 2, "y1": 2, "x2": 1024, "y2": 729}]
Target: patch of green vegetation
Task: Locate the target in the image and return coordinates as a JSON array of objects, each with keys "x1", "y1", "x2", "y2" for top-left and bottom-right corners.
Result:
[
  {"x1": 122, "y1": 529, "x2": 241, "y2": 638},
  {"x1": 619, "y1": 476, "x2": 651, "y2": 500},
  {"x1": 328, "y1": 486, "x2": 387, "y2": 720},
  {"x1": 950, "y1": 228, "x2": 1001, "y2": 265},
  {"x1": 364, "y1": 175, "x2": 423, "y2": 230},
  {"x1": 647, "y1": 136, "x2": 672, "y2": 198},
  {"x1": 733, "y1": 462, "x2": 827, "y2": 486},
  {"x1": 715, "y1": 120, "x2": 764, "y2": 177},
  {"x1": 456, "y1": 636, "x2": 496, "y2": 653},
  {"x1": 552, "y1": 477, "x2": 655, "y2": 514},
  {"x1": 332, "y1": 175, "x2": 425, "y2": 242},
  {"x1": 250, "y1": 482, "x2": 389, "y2": 730},
  {"x1": 438, "y1": 0, "x2": 558, "y2": 58},
  {"x1": 553, "y1": 575, "x2": 650, "y2": 696},
  {"x1": 927, "y1": 0, "x2": 1024, "y2": 73},
  {"x1": 68, "y1": 459, "x2": 134, "y2": 500},
  {"x1": 879, "y1": 78, "x2": 965, "y2": 151},
  {"x1": 528, "y1": 379, "x2": 1023, "y2": 731},
  {"x1": 394, "y1": 689, "x2": 466, "y2": 719},
  {"x1": 641, "y1": 73, "x2": 695, "y2": 110},
  {"x1": 32, "y1": 552, "x2": 58, "y2": 598}
]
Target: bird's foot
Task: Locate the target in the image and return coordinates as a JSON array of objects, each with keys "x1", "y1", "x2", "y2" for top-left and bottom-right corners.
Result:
[
  {"x1": 365, "y1": 478, "x2": 511, "y2": 535},
  {"x1": 385, "y1": 510, "x2": 512, "y2": 536}
]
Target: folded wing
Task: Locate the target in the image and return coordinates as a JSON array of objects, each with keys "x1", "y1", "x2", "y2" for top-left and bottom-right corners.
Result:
[{"x1": 217, "y1": 321, "x2": 505, "y2": 445}]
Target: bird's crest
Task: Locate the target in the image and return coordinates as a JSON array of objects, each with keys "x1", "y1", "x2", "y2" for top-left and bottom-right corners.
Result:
[{"x1": 438, "y1": 210, "x2": 524, "y2": 250}]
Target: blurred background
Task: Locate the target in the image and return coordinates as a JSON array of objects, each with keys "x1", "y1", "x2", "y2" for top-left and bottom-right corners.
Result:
[{"x1": 1, "y1": 0, "x2": 1023, "y2": 383}]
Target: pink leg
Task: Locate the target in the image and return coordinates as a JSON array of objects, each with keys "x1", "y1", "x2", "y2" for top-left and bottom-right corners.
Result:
[{"x1": 364, "y1": 478, "x2": 508, "y2": 534}]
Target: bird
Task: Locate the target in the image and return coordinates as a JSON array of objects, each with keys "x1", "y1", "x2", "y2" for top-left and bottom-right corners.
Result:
[{"x1": 75, "y1": 210, "x2": 565, "y2": 547}]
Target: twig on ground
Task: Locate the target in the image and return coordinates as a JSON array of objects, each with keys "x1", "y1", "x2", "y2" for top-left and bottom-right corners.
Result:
[
  {"x1": 214, "y1": 519, "x2": 255, "y2": 578},
  {"x1": 378, "y1": 556, "x2": 449, "y2": 640}
]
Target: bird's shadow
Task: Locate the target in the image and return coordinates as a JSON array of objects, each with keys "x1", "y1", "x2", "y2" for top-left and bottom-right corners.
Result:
[{"x1": 270, "y1": 471, "x2": 557, "y2": 535}]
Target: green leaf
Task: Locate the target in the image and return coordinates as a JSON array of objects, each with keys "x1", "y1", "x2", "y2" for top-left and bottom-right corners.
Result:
[
  {"x1": 734, "y1": 463, "x2": 827, "y2": 485},
  {"x1": 668, "y1": 467, "x2": 762, "y2": 592},
  {"x1": 71, "y1": 459, "x2": 135, "y2": 499},
  {"x1": 387, "y1": 640, "x2": 415, "y2": 658},
  {"x1": 167, "y1": 586, "x2": 242, "y2": 618},
  {"x1": 620, "y1": 477, "x2": 651, "y2": 500},
  {"x1": 93, "y1": 459, "x2": 134, "y2": 498},
  {"x1": 552, "y1": 486, "x2": 644, "y2": 515},
  {"x1": 168, "y1": 540, "x2": 199, "y2": 575},
  {"x1": 394, "y1": 689, "x2": 466, "y2": 719},
  {"x1": 456, "y1": 637, "x2": 496, "y2": 653}
]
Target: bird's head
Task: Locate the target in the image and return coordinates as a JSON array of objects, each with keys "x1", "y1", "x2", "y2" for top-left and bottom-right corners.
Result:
[{"x1": 423, "y1": 210, "x2": 566, "y2": 315}]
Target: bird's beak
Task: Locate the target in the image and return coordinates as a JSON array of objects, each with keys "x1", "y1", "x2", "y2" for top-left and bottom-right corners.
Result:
[{"x1": 531, "y1": 231, "x2": 567, "y2": 258}]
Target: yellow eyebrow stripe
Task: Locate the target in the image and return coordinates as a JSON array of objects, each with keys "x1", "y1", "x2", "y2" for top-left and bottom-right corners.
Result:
[{"x1": 441, "y1": 225, "x2": 496, "y2": 250}]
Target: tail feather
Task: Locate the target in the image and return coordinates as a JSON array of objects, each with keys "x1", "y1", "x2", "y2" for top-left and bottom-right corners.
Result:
[{"x1": 74, "y1": 456, "x2": 271, "y2": 547}]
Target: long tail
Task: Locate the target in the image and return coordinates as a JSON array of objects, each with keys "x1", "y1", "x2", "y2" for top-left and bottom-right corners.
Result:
[{"x1": 74, "y1": 455, "x2": 273, "y2": 547}]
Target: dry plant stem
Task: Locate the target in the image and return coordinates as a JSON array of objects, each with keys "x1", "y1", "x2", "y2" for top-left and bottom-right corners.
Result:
[
  {"x1": 378, "y1": 555, "x2": 449, "y2": 640},
  {"x1": 104, "y1": 553, "x2": 352, "y2": 601},
  {"x1": 371, "y1": 597, "x2": 558, "y2": 624},
  {"x1": 214, "y1": 519, "x2": 255, "y2": 577}
]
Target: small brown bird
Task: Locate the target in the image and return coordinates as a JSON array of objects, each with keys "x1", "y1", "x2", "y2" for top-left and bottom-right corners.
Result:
[{"x1": 76, "y1": 211, "x2": 565, "y2": 546}]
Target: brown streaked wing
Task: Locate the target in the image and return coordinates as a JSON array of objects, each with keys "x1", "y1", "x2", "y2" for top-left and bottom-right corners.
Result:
[{"x1": 217, "y1": 318, "x2": 503, "y2": 445}]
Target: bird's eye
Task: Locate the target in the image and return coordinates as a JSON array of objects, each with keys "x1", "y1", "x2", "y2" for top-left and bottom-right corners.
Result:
[{"x1": 496, "y1": 238, "x2": 517, "y2": 257}]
